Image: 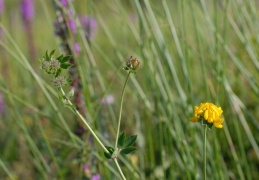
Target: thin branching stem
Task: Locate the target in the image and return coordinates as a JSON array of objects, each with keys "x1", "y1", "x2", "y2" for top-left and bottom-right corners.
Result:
[
  {"x1": 58, "y1": 87, "x2": 109, "y2": 154},
  {"x1": 114, "y1": 72, "x2": 131, "y2": 149}
]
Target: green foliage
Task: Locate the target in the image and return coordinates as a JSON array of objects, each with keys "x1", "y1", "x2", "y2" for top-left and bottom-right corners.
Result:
[
  {"x1": 120, "y1": 147, "x2": 137, "y2": 154},
  {"x1": 1, "y1": 0, "x2": 259, "y2": 179},
  {"x1": 40, "y1": 50, "x2": 73, "y2": 87},
  {"x1": 202, "y1": 119, "x2": 214, "y2": 129},
  {"x1": 124, "y1": 135, "x2": 137, "y2": 147},
  {"x1": 104, "y1": 146, "x2": 115, "y2": 159},
  {"x1": 118, "y1": 131, "x2": 126, "y2": 148}
]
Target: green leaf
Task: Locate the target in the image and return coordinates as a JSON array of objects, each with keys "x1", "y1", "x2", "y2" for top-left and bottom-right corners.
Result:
[
  {"x1": 55, "y1": 68, "x2": 62, "y2": 78},
  {"x1": 104, "y1": 152, "x2": 112, "y2": 159},
  {"x1": 207, "y1": 123, "x2": 213, "y2": 129},
  {"x1": 123, "y1": 135, "x2": 137, "y2": 148},
  {"x1": 104, "y1": 146, "x2": 114, "y2": 159},
  {"x1": 66, "y1": 79, "x2": 72, "y2": 85},
  {"x1": 118, "y1": 131, "x2": 126, "y2": 148},
  {"x1": 61, "y1": 63, "x2": 73, "y2": 69},
  {"x1": 123, "y1": 66, "x2": 129, "y2": 70},
  {"x1": 105, "y1": 146, "x2": 114, "y2": 154},
  {"x1": 202, "y1": 119, "x2": 213, "y2": 129},
  {"x1": 121, "y1": 147, "x2": 137, "y2": 154},
  {"x1": 50, "y1": 49, "x2": 56, "y2": 58},
  {"x1": 45, "y1": 50, "x2": 50, "y2": 60},
  {"x1": 57, "y1": 54, "x2": 64, "y2": 62},
  {"x1": 61, "y1": 55, "x2": 71, "y2": 63}
]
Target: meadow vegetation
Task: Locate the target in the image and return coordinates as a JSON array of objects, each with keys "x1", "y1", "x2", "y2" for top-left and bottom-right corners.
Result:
[{"x1": 0, "y1": 0, "x2": 259, "y2": 179}]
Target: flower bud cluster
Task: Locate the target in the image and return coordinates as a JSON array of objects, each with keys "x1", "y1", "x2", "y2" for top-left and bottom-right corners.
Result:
[
  {"x1": 42, "y1": 59, "x2": 60, "y2": 74},
  {"x1": 51, "y1": 76, "x2": 67, "y2": 87},
  {"x1": 126, "y1": 56, "x2": 141, "y2": 71}
]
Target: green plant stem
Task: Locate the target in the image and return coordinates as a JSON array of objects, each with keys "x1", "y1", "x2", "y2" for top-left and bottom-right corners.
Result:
[
  {"x1": 114, "y1": 72, "x2": 131, "y2": 149},
  {"x1": 204, "y1": 125, "x2": 208, "y2": 180},
  {"x1": 59, "y1": 87, "x2": 127, "y2": 179},
  {"x1": 59, "y1": 87, "x2": 109, "y2": 154},
  {"x1": 114, "y1": 158, "x2": 127, "y2": 180}
]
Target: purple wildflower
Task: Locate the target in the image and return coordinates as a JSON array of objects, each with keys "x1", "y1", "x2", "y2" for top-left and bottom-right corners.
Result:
[
  {"x1": 0, "y1": 0, "x2": 4, "y2": 16},
  {"x1": 68, "y1": 18, "x2": 77, "y2": 34},
  {"x1": 61, "y1": 0, "x2": 74, "y2": 7},
  {"x1": 91, "y1": 174, "x2": 101, "y2": 180},
  {"x1": 102, "y1": 94, "x2": 114, "y2": 106},
  {"x1": 61, "y1": 0, "x2": 68, "y2": 7},
  {"x1": 0, "y1": 92, "x2": 5, "y2": 115},
  {"x1": 80, "y1": 16, "x2": 97, "y2": 39},
  {"x1": 82, "y1": 164, "x2": 88, "y2": 171},
  {"x1": 74, "y1": 43, "x2": 80, "y2": 53},
  {"x1": 20, "y1": 0, "x2": 34, "y2": 21}
]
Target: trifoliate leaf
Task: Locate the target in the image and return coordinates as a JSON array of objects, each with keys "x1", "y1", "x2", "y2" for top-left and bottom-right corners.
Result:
[
  {"x1": 61, "y1": 55, "x2": 71, "y2": 63},
  {"x1": 123, "y1": 135, "x2": 137, "y2": 148},
  {"x1": 105, "y1": 146, "x2": 114, "y2": 154},
  {"x1": 61, "y1": 63, "x2": 73, "y2": 69},
  {"x1": 45, "y1": 50, "x2": 50, "y2": 60},
  {"x1": 104, "y1": 152, "x2": 112, "y2": 159},
  {"x1": 50, "y1": 49, "x2": 56, "y2": 58},
  {"x1": 104, "y1": 146, "x2": 114, "y2": 159},
  {"x1": 118, "y1": 131, "x2": 126, "y2": 148},
  {"x1": 57, "y1": 54, "x2": 64, "y2": 62},
  {"x1": 121, "y1": 147, "x2": 137, "y2": 154},
  {"x1": 55, "y1": 68, "x2": 62, "y2": 78}
]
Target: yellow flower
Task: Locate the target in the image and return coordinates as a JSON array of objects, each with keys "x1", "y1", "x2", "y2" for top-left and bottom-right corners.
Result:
[{"x1": 190, "y1": 102, "x2": 224, "y2": 128}]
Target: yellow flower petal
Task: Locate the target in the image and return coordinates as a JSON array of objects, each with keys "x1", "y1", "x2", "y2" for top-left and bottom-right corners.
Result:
[
  {"x1": 204, "y1": 110, "x2": 209, "y2": 120},
  {"x1": 190, "y1": 102, "x2": 224, "y2": 129}
]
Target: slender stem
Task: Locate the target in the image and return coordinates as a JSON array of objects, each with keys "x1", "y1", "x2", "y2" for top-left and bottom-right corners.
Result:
[
  {"x1": 114, "y1": 158, "x2": 127, "y2": 180},
  {"x1": 59, "y1": 87, "x2": 109, "y2": 154},
  {"x1": 59, "y1": 87, "x2": 127, "y2": 179},
  {"x1": 114, "y1": 72, "x2": 131, "y2": 149},
  {"x1": 204, "y1": 125, "x2": 208, "y2": 180}
]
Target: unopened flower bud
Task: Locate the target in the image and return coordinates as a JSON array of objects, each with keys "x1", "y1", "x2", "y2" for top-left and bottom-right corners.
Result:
[
  {"x1": 125, "y1": 56, "x2": 141, "y2": 71},
  {"x1": 42, "y1": 61, "x2": 51, "y2": 69},
  {"x1": 51, "y1": 76, "x2": 67, "y2": 87},
  {"x1": 51, "y1": 59, "x2": 61, "y2": 69}
]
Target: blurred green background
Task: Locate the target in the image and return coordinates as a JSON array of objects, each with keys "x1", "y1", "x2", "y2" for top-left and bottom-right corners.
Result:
[{"x1": 0, "y1": 0, "x2": 259, "y2": 179}]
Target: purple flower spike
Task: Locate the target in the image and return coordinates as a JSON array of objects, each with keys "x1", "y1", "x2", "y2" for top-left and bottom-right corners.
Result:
[
  {"x1": 0, "y1": 0, "x2": 4, "y2": 16},
  {"x1": 91, "y1": 174, "x2": 101, "y2": 180},
  {"x1": 68, "y1": 18, "x2": 77, "y2": 34},
  {"x1": 61, "y1": 0, "x2": 68, "y2": 7},
  {"x1": 61, "y1": 0, "x2": 74, "y2": 7},
  {"x1": 74, "y1": 43, "x2": 80, "y2": 53},
  {"x1": 82, "y1": 164, "x2": 88, "y2": 171},
  {"x1": 20, "y1": 0, "x2": 34, "y2": 21},
  {"x1": 80, "y1": 16, "x2": 97, "y2": 39},
  {"x1": 0, "y1": 92, "x2": 6, "y2": 115}
]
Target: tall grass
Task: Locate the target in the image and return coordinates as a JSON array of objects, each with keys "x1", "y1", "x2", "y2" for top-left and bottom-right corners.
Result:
[{"x1": 0, "y1": 0, "x2": 258, "y2": 179}]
